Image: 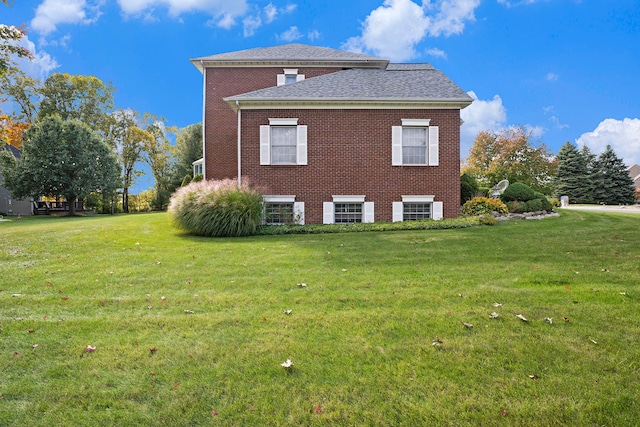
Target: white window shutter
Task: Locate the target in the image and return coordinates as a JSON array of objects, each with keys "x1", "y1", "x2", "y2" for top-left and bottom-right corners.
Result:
[
  {"x1": 323, "y1": 202, "x2": 334, "y2": 224},
  {"x1": 428, "y1": 126, "x2": 439, "y2": 166},
  {"x1": 296, "y1": 74, "x2": 305, "y2": 82},
  {"x1": 297, "y1": 125, "x2": 307, "y2": 165},
  {"x1": 260, "y1": 125, "x2": 271, "y2": 165},
  {"x1": 363, "y1": 202, "x2": 374, "y2": 223},
  {"x1": 432, "y1": 201, "x2": 443, "y2": 220},
  {"x1": 392, "y1": 202, "x2": 403, "y2": 222},
  {"x1": 293, "y1": 202, "x2": 305, "y2": 225},
  {"x1": 276, "y1": 74, "x2": 286, "y2": 86},
  {"x1": 392, "y1": 126, "x2": 403, "y2": 165}
]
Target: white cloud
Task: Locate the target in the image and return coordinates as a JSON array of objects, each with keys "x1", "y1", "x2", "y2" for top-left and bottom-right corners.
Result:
[
  {"x1": 242, "y1": 3, "x2": 297, "y2": 37},
  {"x1": 10, "y1": 33, "x2": 59, "y2": 80},
  {"x1": 308, "y1": 29, "x2": 321, "y2": 41},
  {"x1": 242, "y1": 15, "x2": 262, "y2": 36},
  {"x1": 342, "y1": 0, "x2": 479, "y2": 61},
  {"x1": 31, "y1": 0, "x2": 103, "y2": 35},
  {"x1": 279, "y1": 26, "x2": 302, "y2": 42},
  {"x1": 117, "y1": 0, "x2": 248, "y2": 27},
  {"x1": 498, "y1": 0, "x2": 542, "y2": 7},
  {"x1": 460, "y1": 91, "x2": 508, "y2": 157},
  {"x1": 425, "y1": 47, "x2": 446, "y2": 58},
  {"x1": 546, "y1": 72, "x2": 559, "y2": 81},
  {"x1": 576, "y1": 118, "x2": 640, "y2": 166}
]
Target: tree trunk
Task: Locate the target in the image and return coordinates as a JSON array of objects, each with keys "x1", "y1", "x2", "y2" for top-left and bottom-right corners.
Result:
[
  {"x1": 68, "y1": 196, "x2": 77, "y2": 216},
  {"x1": 122, "y1": 186, "x2": 129, "y2": 213}
]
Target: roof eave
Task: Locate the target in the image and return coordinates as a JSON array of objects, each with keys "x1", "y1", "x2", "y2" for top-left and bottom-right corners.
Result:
[
  {"x1": 224, "y1": 97, "x2": 473, "y2": 111},
  {"x1": 190, "y1": 58, "x2": 389, "y2": 73}
]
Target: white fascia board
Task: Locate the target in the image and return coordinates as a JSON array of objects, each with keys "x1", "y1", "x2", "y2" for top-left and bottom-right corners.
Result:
[
  {"x1": 402, "y1": 118, "x2": 431, "y2": 126},
  {"x1": 224, "y1": 99, "x2": 472, "y2": 111}
]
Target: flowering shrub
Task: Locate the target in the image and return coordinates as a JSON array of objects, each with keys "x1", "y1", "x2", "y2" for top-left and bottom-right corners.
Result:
[
  {"x1": 168, "y1": 179, "x2": 263, "y2": 237},
  {"x1": 462, "y1": 197, "x2": 508, "y2": 216}
]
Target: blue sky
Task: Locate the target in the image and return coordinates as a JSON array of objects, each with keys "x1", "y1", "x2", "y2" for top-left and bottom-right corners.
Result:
[{"x1": 3, "y1": 0, "x2": 640, "y2": 192}]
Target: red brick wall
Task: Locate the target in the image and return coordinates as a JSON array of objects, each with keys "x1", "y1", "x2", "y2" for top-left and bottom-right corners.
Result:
[
  {"x1": 239, "y1": 109, "x2": 462, "y2": 222},
  {"x1": 203, "y1": 67, "x2": 343, "y2": 180}
]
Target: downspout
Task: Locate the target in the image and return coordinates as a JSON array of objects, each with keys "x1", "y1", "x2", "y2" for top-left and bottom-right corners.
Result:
[
  {"x1": 201, "y1": 60, "x2": 206, "y2": 179},
  {"x1": 236, "y1": 100, "x2": 242, "y2": 187}
]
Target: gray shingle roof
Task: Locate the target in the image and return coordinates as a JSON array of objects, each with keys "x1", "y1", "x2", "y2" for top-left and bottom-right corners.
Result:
[
  {"x1": 225, "y1": 66, "x2": 472, "y2": 105},
  {"x1": 192, "y1": 44, "x2": 387, "y2": 64}
]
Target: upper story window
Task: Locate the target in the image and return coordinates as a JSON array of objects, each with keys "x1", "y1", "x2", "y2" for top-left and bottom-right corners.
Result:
[
  {"x1": 260, "y1": 119, "x2": 307, "y2": 165},
  {"x1": 277, "y1": 69, "x2": 305, "y2": 86},
  {"x1": 392, "y1": 119, "x2": 439, "y2": 166}
]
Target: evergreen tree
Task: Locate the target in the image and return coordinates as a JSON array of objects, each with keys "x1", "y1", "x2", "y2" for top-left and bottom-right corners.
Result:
[
  {"x1": 555, "y1": 142, "x2": 592, "y2": 203},
  {"x1": 593, "y1": 145, "x2": 635, "y2": 205}
]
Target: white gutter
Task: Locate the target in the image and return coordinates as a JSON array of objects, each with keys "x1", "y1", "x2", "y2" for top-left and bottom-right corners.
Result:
[
  {"x1": 236, "y1": 100, "x2": 241, "y2": 187},
  {"x1": 201, "y1": 60, "x2": 206, "y2": 179}
]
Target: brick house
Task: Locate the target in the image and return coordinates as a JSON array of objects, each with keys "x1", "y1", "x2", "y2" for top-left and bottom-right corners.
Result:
[{"x1": 190, "y1": 44, "x2": 472, "y2": 224}]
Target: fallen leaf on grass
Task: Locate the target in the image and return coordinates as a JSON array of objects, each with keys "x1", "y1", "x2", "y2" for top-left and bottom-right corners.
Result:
[
  {"x1": 315, "y1": 406, "x2": 323, "y2": 414},
  {"x1": 147, "y1": 305, "x2": 153, "y2": 309},
  {"x1": 283, "y1": 309, "x2": 292, "y2": 315},
  {"x1": 85, "y1": 345, "x2": 96, "y2": 353},
  {"x1": 589, "y1": 338, "x2": 598, "y2": 344},
  {"x1": 150, "y1": 347, "x2": 157, "y2": 354},
  {"x1": 297, "y1": 283, "x2": 307, "y2": 288},
  {"x1": 562, "y1": 317, "x2": 569, "y2": 322},
  {"x1": 61, "y1": 297, "x2": 69, "y2": 301},
  {"x1": 211, "y1": 410, "x2": 218, "y2": 416},
  {"x1": 32, "y1": 344, "x2": 38, "y2": 349},
  {"x1": 516, "y1": 314, "x2": 529, "y2": 322},
  {"x1": 544, "y1": 317, "x2": 553, "y2": 324},
  {"x1": 184, "y1": 309, "x2": 194, "y2": 314},
  {"x1": 492, "y1": 302, "x2": 502, "y2": 307},
  {"x1": 11, "y1": 294, "x2": 22, "y2": 297},
  {"x1": 281, "y1": 359, "x2": 294, "y2": 368},
  {"x1": 431, "y1": 336, "x2": 443, "y2": 346},
  {"x1": 619, "y1": 292, "x2": 628, "y2": 296},
  {"x1": 462, "y1": 322, "x2": 473, "y2": 329},
  {"x1": 28, "y1": 329, "x2": 35, "y2": 333},
  {"x1": 489, "y1": 312, "x2": 499, "y2": 319},
  {"x1": 529, "y1": 374, "x2": 539, "y2": 380}
]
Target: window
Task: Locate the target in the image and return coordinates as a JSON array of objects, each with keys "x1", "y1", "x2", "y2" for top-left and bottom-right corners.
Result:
[
  {"x1": 277, "y1": 68, "x2": 305, "y2": 86},
  {"x1": 403, "y1": 202, "x2": 431, "y2": 221},
  {"x1": 334, "y1": 203, "x2": 363, "y2": 224},
  {"x1": 271, "y1": 126, "x2": 297, "y2": 164},
  {"x1": 323, "y1": 196, "x2": 374, "y2": 224},
  {"x1": 392, "y1": 119, "x2": 439, "y2": 166},
  {"x1": 260, "y1": 119, "x2": 307, "y2": 165},
  {"x1": 265, "y1": 202, "x2": 294, "y2": 224},
  {"x1": 263, "y1": 196, "x2": 304, "y2": 225},
  {"x1": 393, "y1": 196, "x2": 443, "y2": 222},
  {"x1": 192, "y1": 158, "x2": 203, "y2": 176}
]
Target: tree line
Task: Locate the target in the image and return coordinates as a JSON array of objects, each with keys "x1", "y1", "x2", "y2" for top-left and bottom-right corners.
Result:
[
  {"x1": 1, "y1": 15, "x2": 202, "y2": 214},
  {"x1": 463, "y1": 126, "x2": 636, "y2": 205}
]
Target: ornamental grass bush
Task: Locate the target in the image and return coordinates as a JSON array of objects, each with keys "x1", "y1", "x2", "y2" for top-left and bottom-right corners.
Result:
[
  {"x1": 168, "y1": 179, "x2": 263, "y2": 237},
  {"x1": 462, "y1": 196, "x2": 508, "y2": 216}
]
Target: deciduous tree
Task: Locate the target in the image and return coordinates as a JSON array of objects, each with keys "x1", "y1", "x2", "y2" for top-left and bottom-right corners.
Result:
[
  {"x1": 0, "y1": 114, "x2": 29, "y2": 148},
  {"x1": 464, "y1": 126, "x2": 557, "y2": 195},
  {"x1": 0, "y1": 115, "x2": 119, "y2": 216},
  {"x1": 143, "y1": 114, "x2": 175, "y2": 210},
  {"x1": 169, "y1": 122, "x2": 202, "y2": 191}
]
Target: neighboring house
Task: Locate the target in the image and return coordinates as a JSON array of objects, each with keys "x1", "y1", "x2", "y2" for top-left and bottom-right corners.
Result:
[
  {"x1": 190, "y1": 44, "x2": 472, "y2": 224},
  {"x1": 0, "y1": 144, "x2": 32, "y2": 216},
  {"x1": 628, "y1": 164, "x2": 640, "y2": 190}
]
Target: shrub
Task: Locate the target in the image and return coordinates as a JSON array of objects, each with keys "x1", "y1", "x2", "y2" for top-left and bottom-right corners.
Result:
[
  {"x1": 526, "y1": 198, "x2": 543, "y2": 212},
  {"x1": 479, "y1": 214, "x2": 497, "y2": 226},
  {"x1": 181, "y1": 175, "x2": 192, "y2": 187},
  {"x1": 460, "y1": 172, "x2": 479, "y2": 205},
  {"x1": 501, "y1": 182, "x2": 536, "y2": 202},
  {"x1": 192, "y1": 173, "x2": 204, "y2": 183},
  {"x1": 533, "y1": 192, "x2": 553, "y2": 211},
  {"x1": 506, "y1": 200, "x2": 525, "y2": 213},
  {"x1": 462, "y1": 197, "x2": 508, "y2": 216},
  {"x1": 168, "y1": 179, "x2": 263, "y2": 237}
]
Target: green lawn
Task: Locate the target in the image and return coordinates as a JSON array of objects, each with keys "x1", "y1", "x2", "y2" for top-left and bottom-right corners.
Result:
[{"x1": 1, "y1": 211, "x2": 639, "y2": 426}]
